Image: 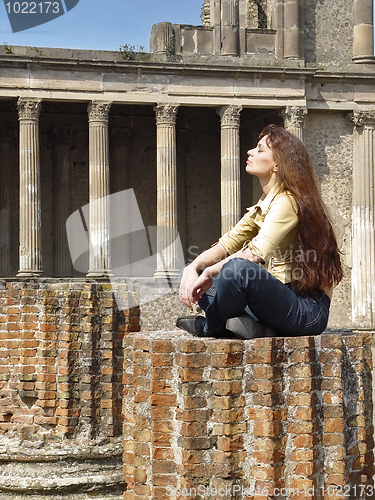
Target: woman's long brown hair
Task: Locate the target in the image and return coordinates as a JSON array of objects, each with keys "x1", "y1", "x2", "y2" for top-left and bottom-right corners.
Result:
[{"x1": 259, "y1": 124, "x2": 343, "y2": 295}]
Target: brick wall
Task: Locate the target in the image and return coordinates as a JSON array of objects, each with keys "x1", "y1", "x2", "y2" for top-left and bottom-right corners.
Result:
[
  {"x1": 122, "y1": 331, "x2": 374, "y2": 500},
  {"x1": 0, "y1": 280, "x2": 140, "y2": 497}
]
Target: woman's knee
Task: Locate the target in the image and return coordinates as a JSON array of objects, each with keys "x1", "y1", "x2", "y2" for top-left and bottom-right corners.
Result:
[{"x1": 219, "y1": 258, "x2": 260, "y2": 283}]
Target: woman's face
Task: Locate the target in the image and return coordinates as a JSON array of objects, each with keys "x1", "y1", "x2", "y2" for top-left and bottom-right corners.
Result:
[{"x1": 245, "y1": 135, "x2": 277, "y2": 181}]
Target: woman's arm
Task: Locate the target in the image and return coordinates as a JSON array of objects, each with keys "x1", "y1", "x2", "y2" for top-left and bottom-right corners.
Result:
[
  {"x1": 187, "y1": 246, "x2": 263, "y2": 307},
  {"x1": 179, "y1": 243, "x2": 229, "y2": 309}
]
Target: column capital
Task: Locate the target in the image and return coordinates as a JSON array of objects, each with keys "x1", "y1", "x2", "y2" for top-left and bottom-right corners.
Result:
[
  {"x1": 349, "y1": 110, "x2": 375, "y2": 127},
  {"x1": 88, "y1": 101, "x2": 112, "y2": 123},
  {"x1": 154, "y1": 104, "x2": 179, "y2": 126},
  {"x1": 17, "y1": 98, "x2": 42, "y2": 121},
  {"x1": 280, "y1": 106, "x2": 307, "y2": 129},
  {"x1": 217, "y1": 105, "x2": 242, "y2": 128}
]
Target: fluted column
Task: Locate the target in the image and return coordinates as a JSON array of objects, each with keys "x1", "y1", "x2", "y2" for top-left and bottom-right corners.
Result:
[
  {"x1": 17, "y1": 98, "x2": 43, "y2": 277},
  {"x1": 87, "y1": 101, "x2": 112, "y2": 278},
  {"x1": 281, "y1": 106, "x2": 307, "y2": 141},
  {"x1": 218, "y1": 105, "x2": 242, "y2": 234},
  {"x1": 0, "y1": 128, "x2": 12, "y2": 276},
  {"x1": 350, "y1": 111, "x2": 375, "y2": 328},
  {"x1": 154, "y1": 104, "x2": 180, "y2": 278},
  {"x1": 52, "y1": 127, "x2": 73, "y2": 277},
  {"x1": 283, "y1": 0, "x2": 301, "y2": 59},
  {"x1": 353, "y1": 0, "x2": 374, "y2": 62}
]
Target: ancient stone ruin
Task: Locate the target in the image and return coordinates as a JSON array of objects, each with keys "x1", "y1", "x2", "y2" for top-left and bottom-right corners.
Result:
[{"x1": 0, "y1": 0, "x2": 374, "y2": 498}]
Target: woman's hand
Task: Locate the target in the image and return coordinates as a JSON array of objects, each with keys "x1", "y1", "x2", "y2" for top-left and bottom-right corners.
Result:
[
  {"x1": 189, "y1": 269, "x2": 213, "y2": 306},
  {"x1": 178, "y1": 243, "x2": 229, "y2": 309},
  {"x1": 179, "y1": 266, "x2": 199, "y2": 309}
]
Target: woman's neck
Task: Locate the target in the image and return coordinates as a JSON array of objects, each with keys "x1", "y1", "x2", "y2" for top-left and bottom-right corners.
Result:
[{"x1": 260, "y1": 177, "x2": 278, "y2": 196}]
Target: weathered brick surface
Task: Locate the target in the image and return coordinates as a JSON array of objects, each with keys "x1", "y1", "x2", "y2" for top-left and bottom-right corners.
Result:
[
  {"x1": 0, "y1": 279, "x2": 139, "y2": 445},
  {"x1": 123, "y1": 331, "x2": 374, "y2": 500}
]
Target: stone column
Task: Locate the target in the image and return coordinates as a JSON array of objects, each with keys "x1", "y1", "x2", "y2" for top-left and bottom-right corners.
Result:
[
  {"x1": 0, "y1": 128, "x2": 12, "y2": 276},
  {"x1": 353, "y1": 0, "x2": 374, "y2": 62},
  {"x1": 281, "y1": 105, "x2": 307, "y2": 141},
  {"x1": 87, "y1": 101, "x2": 112, "y2": 278},
  {"x1": 283, "y1": 0, "x2": 301, "y2": 59},
  {"x1": 17, "y1": 98, "x2": 43, "y2": 277},
  {"x1": 221, "y1": 0, "x2": 240, "y2": 56},
  {"x1": 350, "y1": 111, "x2": 375, "y2": 329},
  {"x1": 52, "y1": 127, "x2": 73, "y2": 277},
  {"x1": 154, "y1": 104, "x2": 180, "y2": 278},
  {"x1": 218, "y1": 105, "x2": 242, "y2": 234},
  {"x1": 150, "y1": 22, "x2": 174, "y2": 59}
]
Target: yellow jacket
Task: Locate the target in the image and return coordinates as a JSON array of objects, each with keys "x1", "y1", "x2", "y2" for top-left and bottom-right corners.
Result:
[{"x1": 219, "y1": 184, "x2": 299, "y2": 284}]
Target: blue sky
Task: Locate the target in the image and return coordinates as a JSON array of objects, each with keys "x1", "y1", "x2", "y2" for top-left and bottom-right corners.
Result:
[{"x1": 0, "y1": 0, "x2": 204, "y2": 51}]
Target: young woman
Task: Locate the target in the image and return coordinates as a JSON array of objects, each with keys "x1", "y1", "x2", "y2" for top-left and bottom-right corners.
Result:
[{"x1": 176, "y1": 124, "x2": 343, "y2": 339}]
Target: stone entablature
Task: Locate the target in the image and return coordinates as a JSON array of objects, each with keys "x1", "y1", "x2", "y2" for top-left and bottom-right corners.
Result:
[{"x1": 1, "y1": 50, "x2": 375, "y2": 110}]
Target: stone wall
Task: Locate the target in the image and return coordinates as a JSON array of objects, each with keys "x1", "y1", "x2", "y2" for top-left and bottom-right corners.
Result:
[
  {"x1": 0, "y1": 280, "x2": 139, "y2": 499},
  {"x1": 122, "y1": 330, "x2": 374, "y2": 500},
  {"x1": 304, "y1": 0, "x2": 354, "y2": 68},
  {"x1": 305, "y1": 113, "x2": 353, "y2": 329}
]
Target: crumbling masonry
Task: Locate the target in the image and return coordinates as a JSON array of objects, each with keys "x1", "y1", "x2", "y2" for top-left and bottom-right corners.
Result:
[{"x1": 0, "y1": 0, "x2": 375, "y2": 498}]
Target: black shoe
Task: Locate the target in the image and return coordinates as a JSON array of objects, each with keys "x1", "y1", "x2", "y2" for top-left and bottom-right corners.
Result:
[
  {"x1": 176, "y1": 316, "x2": 237, "y2": 339},
  {"x1": 176, "y1": 315, "x2": 207, "y2": 337},
  {"x1": 226, "y1": 315, "x2": 277, "y2": 339}
]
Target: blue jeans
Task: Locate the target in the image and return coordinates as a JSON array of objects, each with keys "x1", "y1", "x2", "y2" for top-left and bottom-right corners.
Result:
[{"x1": 198, "y1": 258, "x2": 330, "y2": 337}]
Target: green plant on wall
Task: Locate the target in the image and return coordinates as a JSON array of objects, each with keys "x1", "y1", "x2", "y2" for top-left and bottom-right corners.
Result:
[
  {"x1": 165, "y1": 32, "x2": 175, "y2": 62},
  {"x1": 119, "y1": 44, "x2": 147, "y2": 61},
  {"x1": 31, "y1": 47, "x2": 44, "y2": 58},
  {"x1": 3, "y1": 42, "x2": 12, "y2": 54},
  {"x1": 119, "y1": 44, "x2": 136, "y2": 60}
]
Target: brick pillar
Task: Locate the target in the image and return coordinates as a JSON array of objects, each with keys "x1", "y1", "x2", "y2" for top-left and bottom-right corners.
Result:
[
  {"x1": 16, "y1": 98, "x2": 44, "y2": 277},
  {"x1": 0, "y1": 281, "x2": 140, "y2": 495},
  {"x1": 123, "y1": 332, "x2": 375, "y2": 500},
  {"x1": 87, "y1": 101, "x2": 112, "y2": 278},
  {"x1": 218, "y1": 104, "x2": 242, "y2": 234}
]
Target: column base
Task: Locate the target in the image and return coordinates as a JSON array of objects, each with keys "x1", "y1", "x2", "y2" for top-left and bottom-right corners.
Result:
[
  {"x1": 16, "y1": 270, "x2": 44, "y2": 277},
  {"x1": 153, "y1": 269, "x2": 181, "y2": 280},
  {"x1": 86, "y1": 271, "x2": 114, "y2": 279}
]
